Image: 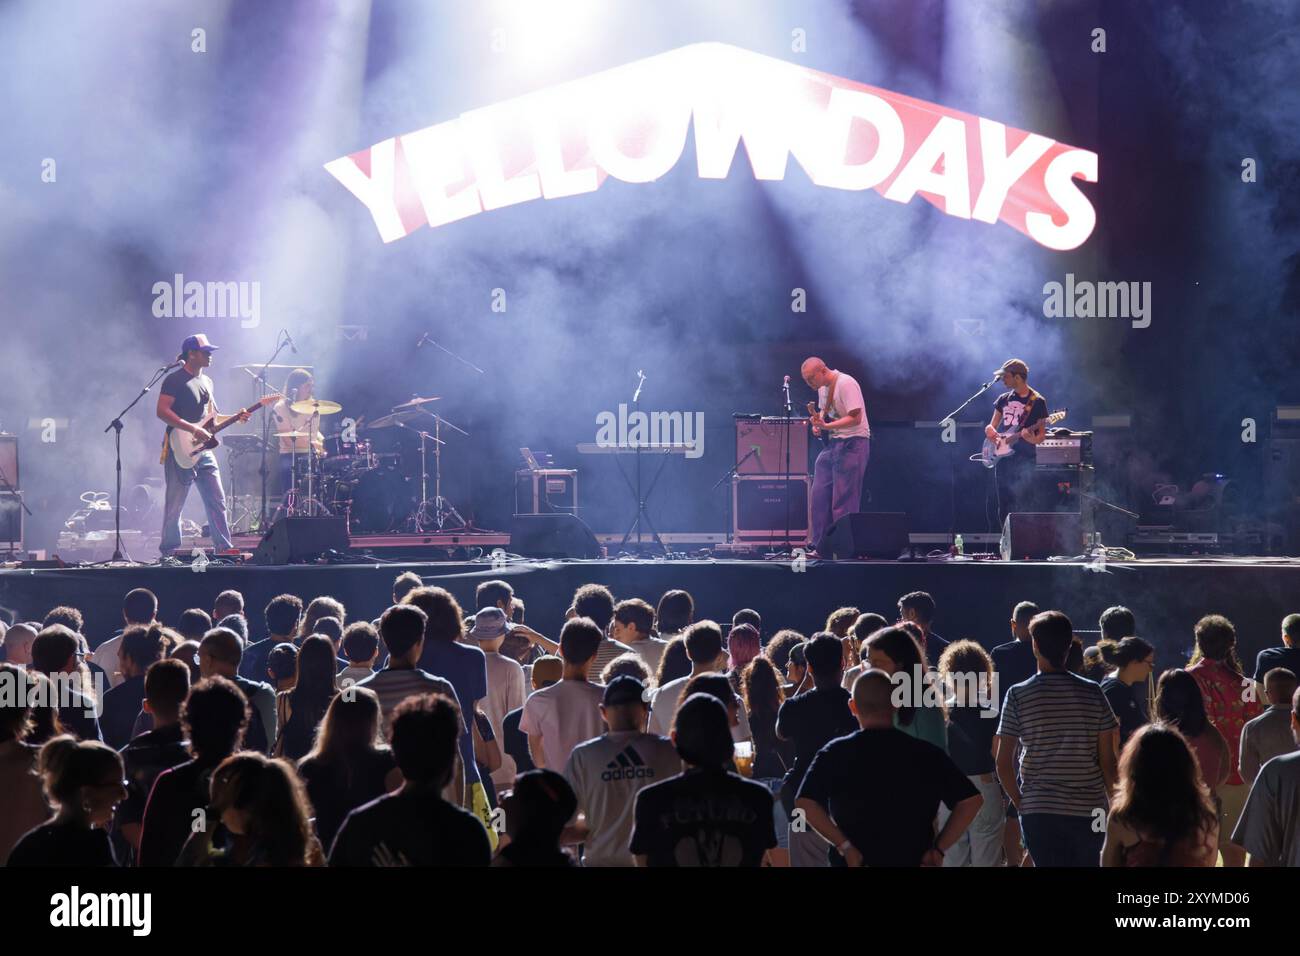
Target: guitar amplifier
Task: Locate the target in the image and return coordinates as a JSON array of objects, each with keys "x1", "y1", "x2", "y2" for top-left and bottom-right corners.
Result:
[
  {"x1": 515, "y1": 469, "x2": 577, "y2": 515},
  {"x1": 734, "y1": 416, "x2": 809, "y2": 475},
  {"x1": 1036, "y1": 432, "x2": 1092, "y2": 467},
  {"x1": 733, "y1": 475, "x2": 812, "y2": 542}
]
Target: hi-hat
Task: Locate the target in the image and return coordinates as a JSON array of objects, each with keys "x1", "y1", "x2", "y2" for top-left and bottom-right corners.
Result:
[
  {"x1": 274, "y1": 431, "x2": 312, "y2": 439},
  {"x1": 234, "y1": 364, "x2": 313, "y2": 370},
  {"x1": 290, "y1": 399, "x2": 342, "y2": 416}
]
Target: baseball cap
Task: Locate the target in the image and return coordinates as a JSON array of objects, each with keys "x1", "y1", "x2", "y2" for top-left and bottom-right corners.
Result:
[
  {"x1": 531, "y1": 655, "x2": 563, "y2": 687},
  {"x1": 468, "y1": 607, "x2": 513, "y2": 642},
  {"x1": 602, "y1": 674, "x2": 645, "y2": 707},
  {"x1": 181, "y1": 333, "x2": 219, "y2": 354}
]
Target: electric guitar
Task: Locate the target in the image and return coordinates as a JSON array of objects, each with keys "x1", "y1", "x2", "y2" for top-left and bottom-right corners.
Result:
[
  {"x1": 979, "y1": 408, "x2": 1067, "y2": 468},
  {"x1": 807, "y1": 402, "x2": 833, "y2": 445},
  {"x1": 168, "y1": 394, "x2": 280, "y2": 468}
]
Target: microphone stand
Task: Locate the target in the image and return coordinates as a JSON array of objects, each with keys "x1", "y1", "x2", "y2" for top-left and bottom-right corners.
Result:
[
  {"x1": 256, "y1": 335, "x2": 291, "y2": 531},
  {"x1": 940, "y1": 376, "x2": 1000, "y2": 551},
  {"x1": 714, "y1": 447, "x2": 759, "y2": 546},
  {"x1": 104, "y1": 361, "x2": 178, "y2": 563},
  {"x1": 782, "y1": 377, "x2": 794, "y2": 555}
]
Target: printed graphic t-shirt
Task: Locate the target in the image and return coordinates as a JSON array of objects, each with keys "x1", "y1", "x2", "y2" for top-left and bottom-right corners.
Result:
[{"x1": 992, "y1": 389, "x2": 1048, "y2": 457}]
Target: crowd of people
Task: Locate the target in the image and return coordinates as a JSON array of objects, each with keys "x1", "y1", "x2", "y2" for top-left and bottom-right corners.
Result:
[{"x1": 1, "y1": 575, "x2": 1298, "y2": 868}]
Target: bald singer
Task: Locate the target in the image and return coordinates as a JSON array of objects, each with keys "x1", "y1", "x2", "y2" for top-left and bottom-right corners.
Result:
[{"x1": 801, "y1": 357, "x2": 871, "y2": 552}]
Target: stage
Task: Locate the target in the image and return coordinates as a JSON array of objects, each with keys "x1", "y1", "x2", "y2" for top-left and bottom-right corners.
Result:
[{"x1": 3, "y1": 552, "x2": 1297, "y2": 666}]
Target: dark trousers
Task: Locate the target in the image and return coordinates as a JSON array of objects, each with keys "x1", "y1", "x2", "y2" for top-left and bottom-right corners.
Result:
[
  {"x1": 996, "y1": 452, "x2": 1037, "y2": 524},
  {"x1": 1020, "y1": 812, "x2": 1104, "y2": 867}
]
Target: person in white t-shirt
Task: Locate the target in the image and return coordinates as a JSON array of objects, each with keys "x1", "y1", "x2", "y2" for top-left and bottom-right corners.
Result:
[
  {"x1": 613, "y1": 599, "x2": 666, "y2": 674},
  {"x1": 520, "y1": 618, "x2": 606, "y2": 771},
  {"x1": 562, "y1": 675, "x2": 681, "y2": 866},
  {"x1": 468, "y1": 607, "x2": 527, "y2": 789},
  {"x1": 801, "y1": 356, "x2": 871, "y2": 551},
  {"x1": 648, "y1": 621, "x2": 751, "y2": 742},
  {"x1": 91, "y1": 588, "x2": 159, "y2": 688}
]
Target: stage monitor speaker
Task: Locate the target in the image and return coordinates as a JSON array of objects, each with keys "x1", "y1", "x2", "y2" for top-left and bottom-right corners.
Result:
[
  {"x1": 510, "y1": 513, "x2": 600, "y2": 559},
  {"x1": 252, "y1": 516, "x2": 349, "y2": 566},
  {"x1": 1000, "y1": 512, "x2": 1083, "y2": 560},
  {"x1": 817, "y1": 512, "x2": 908, "y2": 559}
]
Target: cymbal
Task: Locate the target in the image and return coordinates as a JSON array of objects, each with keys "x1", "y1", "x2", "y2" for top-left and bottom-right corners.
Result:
[
  {"x1": 273, "y1": 431, "x2": 312, "y2": 439},
  {"x1": 290, "y1": 399, "x2": 342, "y2": 416},
  {"x1": 233, "y1": 364, "x2": 313, "y2": 370},
  {"x1": 393, "y1": 396, "x2": 441, "y2": 411},
  {"x1": 365, "y1": 410, "x2": 421, "y2": 429}
]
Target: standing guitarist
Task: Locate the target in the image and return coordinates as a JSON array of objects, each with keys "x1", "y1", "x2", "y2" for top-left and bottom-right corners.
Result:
[
  {"x1": 985, "y1": 358, "x2": 1048, "y2": 521},
  {"x1": 156, "y1": 334, "x2": 249, "y2": 556},
  {"x1": 801, "y1": 356, "x2": 871, "y2": 552}
]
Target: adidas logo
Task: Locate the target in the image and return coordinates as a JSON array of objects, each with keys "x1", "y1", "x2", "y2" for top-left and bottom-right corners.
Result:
[{"x1": 601, "y1": 745, "x2": 656, "y2": 782}]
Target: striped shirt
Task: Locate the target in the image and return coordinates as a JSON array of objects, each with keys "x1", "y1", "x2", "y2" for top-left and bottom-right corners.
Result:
[
  {"x1": 356, "y1": 667, "x2": 464, "y2": 738},
  {"x1": 590, "y1": 638, "x2": 636, "y2": 681},
  {"x1": 997, "y1": 672, "x2": 1117, "y2": 817}
]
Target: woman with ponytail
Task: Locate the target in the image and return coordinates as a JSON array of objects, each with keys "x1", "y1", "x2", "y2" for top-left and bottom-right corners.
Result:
[
  {"x1": 7, "y1": 734, "x2": 126, "y2": 866},
  {"x1": 1097, "y1": 637, "x2": 1155, "y2": 746}
]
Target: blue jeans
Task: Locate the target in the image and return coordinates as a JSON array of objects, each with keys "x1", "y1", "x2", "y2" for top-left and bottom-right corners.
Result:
[
  {"x1": 161, "y1": 448, "x2": 232, "y2": 554},
  {"x1": 1020, "y1": 812, "x2": 1104, "y2": 867},
  {"x1": 811, "y1": 437, "x2": 870, "y2": 546}
]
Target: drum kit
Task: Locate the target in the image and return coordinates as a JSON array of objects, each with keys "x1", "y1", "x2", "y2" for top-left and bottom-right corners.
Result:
[{"x1": 226, "y1": 365, "x2": 468, "y2": 535}]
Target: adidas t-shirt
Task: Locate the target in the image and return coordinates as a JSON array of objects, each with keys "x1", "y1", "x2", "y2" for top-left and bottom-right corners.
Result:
[
  {"x1": 996, "y1": 671, "x2": 1118, "y2": 817},
  {"x1": 563, "y1": 731, "x2": 682, "y2": 867}
]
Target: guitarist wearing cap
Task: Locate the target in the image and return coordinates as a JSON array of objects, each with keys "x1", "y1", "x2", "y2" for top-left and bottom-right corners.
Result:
[
  {"x1": 802, "y1": 356, "x2": 871, "y2": 552},
  {"x1": 155, "y1": 333, "x2": 251, "y2": 556},
  {"x1": 985, "y1": 359, "x2": 1049, "y2": 521}
]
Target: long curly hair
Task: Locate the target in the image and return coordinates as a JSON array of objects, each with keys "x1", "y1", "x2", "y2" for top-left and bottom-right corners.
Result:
[{"x1": 1109, "y1": 723, "x2": 1218, "y2": 865}]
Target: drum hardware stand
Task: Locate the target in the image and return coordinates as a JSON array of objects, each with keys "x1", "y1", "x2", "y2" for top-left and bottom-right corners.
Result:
[
  {"x1": 103, "y1": 360, "x2": 176, "y2": 563},
  {"x1": 252, "y1": 334, "x2": 291, "y2": 532}
]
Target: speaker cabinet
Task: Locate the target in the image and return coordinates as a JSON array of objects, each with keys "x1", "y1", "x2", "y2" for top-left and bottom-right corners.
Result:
[
  {"x1": 817, "y1": 512, "x2": 908, "y2": 559},
  {"x1": 1000, "y1": 512, "x2": 1083, "y2": 560},
  {"x1": 510, "y1": 513, "x2": 601, "y2": 559},
  {"x1": 733, "y1": 476, "x2": 812, "y2": 542},
  {"x1": 0, "y1": 492, "x2": 22, "y2": 550},
  {"x1": 252, "y1": 517, "x2": 349, "y2": 565}
]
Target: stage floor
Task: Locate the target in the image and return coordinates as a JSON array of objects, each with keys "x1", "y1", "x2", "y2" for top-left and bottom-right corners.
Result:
[{"x1": 3, "y1": 554, "x2": 1298, "y2": 665}]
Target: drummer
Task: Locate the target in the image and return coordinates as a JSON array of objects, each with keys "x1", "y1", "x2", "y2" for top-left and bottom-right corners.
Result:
[{"x1": 272, "y1": 368, "x2": 326, "y2": 495}]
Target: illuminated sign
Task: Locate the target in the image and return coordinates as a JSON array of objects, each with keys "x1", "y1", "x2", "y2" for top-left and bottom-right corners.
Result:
[{"x1": 326, "y1": 42, "x2": 1097, "y2": 250}]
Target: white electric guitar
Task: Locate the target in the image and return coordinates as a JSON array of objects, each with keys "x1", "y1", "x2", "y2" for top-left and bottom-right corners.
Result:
[
  {"x1": 168, "y1": 394, "x2": 279, "y2": 468},
  {"x1": 979, "y1": 408, "x2": 1067, "y2": 468}
]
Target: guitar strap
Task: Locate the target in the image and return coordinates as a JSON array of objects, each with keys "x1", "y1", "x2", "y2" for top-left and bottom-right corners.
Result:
[{"x1": 824, "y1": 371, "x2": 839, "y2": 419}]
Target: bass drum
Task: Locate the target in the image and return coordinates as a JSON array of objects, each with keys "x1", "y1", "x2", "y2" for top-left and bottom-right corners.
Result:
[{"x1": 338, "y1": 464, "x2": 415, "y2": 534}]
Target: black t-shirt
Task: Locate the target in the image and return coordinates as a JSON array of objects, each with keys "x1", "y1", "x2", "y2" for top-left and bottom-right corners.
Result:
[
  {"x1": 946, "y1": 702, "x2": 999, "y2": 775},
  {"x1": 160, "y1": 368, "x2": 212, "y2": 427},
  {"x1": 118, "y1": 723, "x2": 188, "y2": 828},
  {"x1": 630, "y1": 768, "x2": 777, "y2": 867},
  {"x1": 775, "y1": 685, "x2": 857, "y2": 806},
  {"x1": 101, "y1": 674, "x2": 146, "y2": 750},
  {"x1": 300, "y1": 748, "x2": 398, "y2": 853},
  {"x1": 749, "y1": 708, "x2": 793, "y2": 780},
  {"x1": 138, "y1": 757, "x2": 220, "y2": 867},
  {"x1": 992, "y1": 640, "x2": 1037, "y2": 696},
  {"x1": 992, "y1": 390, "x2": 1048, "y2": 457},
  {"x1": 797, "y1": 727, "x2": 979, "y2": 866},
  {"x1": 8, "y1": 821, "x2": 117, "y2": 867},
  {"x1": 1101, "y1": 677, "x2": 1146, "y2": 745},
  {"x1": 502, "y1": 706, "x2": 534, "y2": 775},
  {"x1": 328, "y1": 789, "x2": 491, "y2": 867},
  {"x1": 1253, "y1": 645, "x2": 1300, "y2": 684}
]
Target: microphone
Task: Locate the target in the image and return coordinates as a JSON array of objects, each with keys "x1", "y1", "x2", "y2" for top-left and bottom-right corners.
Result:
[
  {"x1": 283, "y1": 330, "x2": 298, "y2": 354},
  {"x1": 416, "y1": 333, "x2": 428, "y2": 348}
]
